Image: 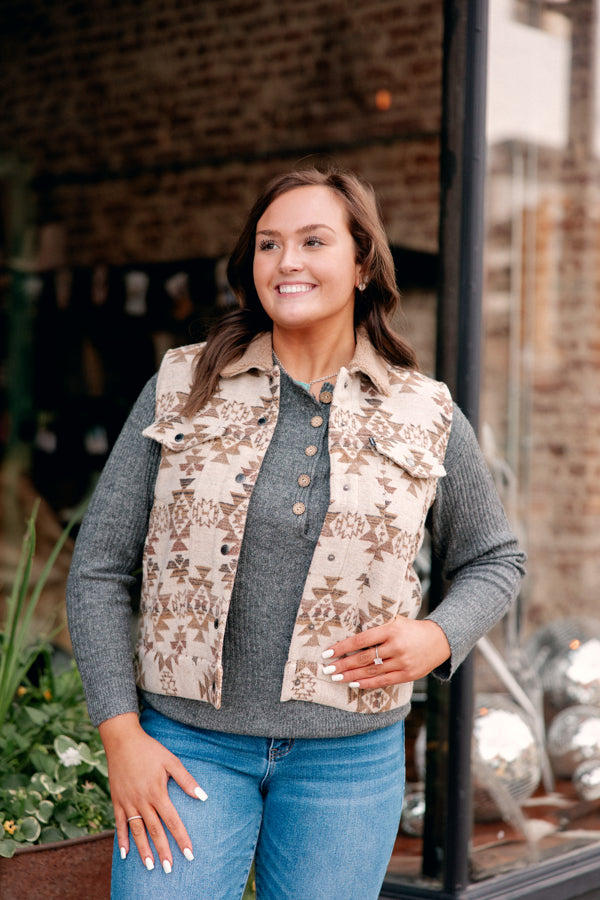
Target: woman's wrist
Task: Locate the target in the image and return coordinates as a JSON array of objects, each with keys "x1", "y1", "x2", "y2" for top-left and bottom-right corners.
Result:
[{"x1": 98, "y1": 711, "x2": 142, "y2": 750}]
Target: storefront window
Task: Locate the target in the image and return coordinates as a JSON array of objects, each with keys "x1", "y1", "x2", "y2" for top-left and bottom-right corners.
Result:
[{"x1": 384, "y1": 1, "x2": 600, "y2": 896}]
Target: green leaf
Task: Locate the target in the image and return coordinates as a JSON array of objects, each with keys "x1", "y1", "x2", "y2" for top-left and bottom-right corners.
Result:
[
  {"x1": 37, "y1": 774, "x2": 68, "y2": 796},
  {"x1": 30, "y1": 748, "x2": 56, "y2": 778},
  {"x1": 60, "y1": 822, "x2": 87, "y2": 840},
  {"x1": 23, "y1": 791, "x2": 43, "y2": 815},
  {"x1": 30, "y1": 772, "x2": 45, "y2": 792},
  {"x1": 1, "y1": 774, "x2": 27, "y2": 791},
  {"x1": 56, "y1": 805, "x2": 77, "y2": 825},
  {"x1": 57, "y1": 767, "x2": 77, "y2": 790},
  {"x1": 36, "y1": 799, "x2": 54, "y2": 824},
  {"x1": 0, "y1": 502, "x2": 81, "y2": 734},
  {"x1": 54, "y1": 735, "x2": 79, "y2": 756},
  {"x1": 23, "y1": 706, "x2": 50, "y2": 727},
  {"x1": 39, "y1": 825, "x2": 63, "y2": 843},
  {"x1": 0, "y1": 839, "x2": 20, "y2": 858},
  {"x1": 76, "y1": 742, "x2": 96, "y2": 766},
  {"x1": 92, "y1": 753, "x2": 109, "y2": 778},
  {"x1": 21, "y1": 816, "x2": 42, "y2": 842}
]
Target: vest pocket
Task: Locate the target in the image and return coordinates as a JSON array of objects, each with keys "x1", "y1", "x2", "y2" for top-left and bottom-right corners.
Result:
[
  {"x1": 367, "y1": 437, "x2": 446, "y2": 530},
  {"x1": 369, "y1": 438, "x2": 446, "y2": 479},
  {"x1": 143, "y1": 419, "x2": 228, "y2": 452}
]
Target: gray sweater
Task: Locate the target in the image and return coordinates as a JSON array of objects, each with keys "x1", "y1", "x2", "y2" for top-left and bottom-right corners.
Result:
[{"x1": 67, "y1": 369, "x2": 525, "y2": 738}]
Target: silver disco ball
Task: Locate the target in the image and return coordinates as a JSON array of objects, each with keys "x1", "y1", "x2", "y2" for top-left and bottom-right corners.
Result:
[
  {"x1": 525, "y1": 617, "x2": 600, "y2": 715},
  {"x1": 573, "y1": 758, "x2": 600, "y2": 802},
  {"x1": 400, "y1": 788, "x2": 425, "y2": 837},
  {"x1": 547, "y1": 705, "x2": 600, "y2": 778},
  {"x1": 472, "y1": 694, "x2": 542, "y2": 822}
]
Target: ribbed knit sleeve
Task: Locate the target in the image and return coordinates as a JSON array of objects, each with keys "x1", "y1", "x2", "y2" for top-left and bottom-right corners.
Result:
[
  {"x1": 66, "y1": 375, "x2": 159, "y2": 726},
  {"x1": 426, "y1": 404, "x2": 526, "y2": 677}
]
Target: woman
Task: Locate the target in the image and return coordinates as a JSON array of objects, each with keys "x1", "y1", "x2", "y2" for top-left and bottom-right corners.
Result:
[{"x1": 67, "y1": 167, "x2": 525, "y2": 899}]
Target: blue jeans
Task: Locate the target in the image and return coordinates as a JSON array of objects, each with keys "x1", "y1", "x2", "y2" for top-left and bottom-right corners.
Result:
[{"x1": 111, "y1": 708, "x2": 405, "y2": 900}]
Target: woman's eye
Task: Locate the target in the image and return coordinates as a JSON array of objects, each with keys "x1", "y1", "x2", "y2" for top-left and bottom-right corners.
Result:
[
  {"x1": 258, "y1": 239, "x2": 278, "y2": 251},
  {"x1": 305, "y1": 236, "x2": 324, "y2": 247}
]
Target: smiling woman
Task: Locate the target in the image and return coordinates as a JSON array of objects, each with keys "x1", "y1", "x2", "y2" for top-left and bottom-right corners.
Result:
[
  {"x1": 252, "y1": 185, "x2": 361, "y2": 388},
  {"x1": 66, "y1": 165, "x2": 525, "y2": 899}
]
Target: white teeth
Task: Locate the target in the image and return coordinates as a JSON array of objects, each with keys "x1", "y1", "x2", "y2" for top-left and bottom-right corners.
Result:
[{"x1": 278, "y1": 284, "x2": 312, "y2": 294}]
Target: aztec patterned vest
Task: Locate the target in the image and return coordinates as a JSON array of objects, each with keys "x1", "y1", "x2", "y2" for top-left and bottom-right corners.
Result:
[{"x1": 136, "y1": 330, "x2": 453, "y2": 715}]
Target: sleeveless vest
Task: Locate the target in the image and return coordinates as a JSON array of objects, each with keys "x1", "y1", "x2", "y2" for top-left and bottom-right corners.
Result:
[{"x1": 136, "y1": 330, "x2": 453, "y2": 714}]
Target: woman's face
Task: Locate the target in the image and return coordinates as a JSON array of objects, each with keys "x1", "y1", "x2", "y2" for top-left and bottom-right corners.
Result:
[{"x1": 253, "y1": 185, "x2": 362, "y2": 337}]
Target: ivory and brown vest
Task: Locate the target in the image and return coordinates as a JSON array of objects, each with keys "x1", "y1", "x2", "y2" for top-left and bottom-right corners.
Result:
[{"x1": 136, "y1": 329, "x2": 453, "y2": 714}]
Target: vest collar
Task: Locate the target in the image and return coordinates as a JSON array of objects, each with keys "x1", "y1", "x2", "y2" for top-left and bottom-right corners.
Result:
[{"x1": 220, "y1": 327, "x2": 392, "y2": 395}]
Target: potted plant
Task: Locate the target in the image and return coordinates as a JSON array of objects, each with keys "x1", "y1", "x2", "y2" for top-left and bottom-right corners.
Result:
[{"x1": 0, "y1": 502, "x2": 115, "y2": 899}]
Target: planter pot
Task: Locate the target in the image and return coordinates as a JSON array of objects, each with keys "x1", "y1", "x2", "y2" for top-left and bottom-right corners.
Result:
[{"x1": 0, "y1": 830, "x2": 114, "y2": 900}]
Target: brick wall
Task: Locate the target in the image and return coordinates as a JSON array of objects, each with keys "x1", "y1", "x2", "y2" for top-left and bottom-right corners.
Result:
[{"x1": 0, "y1": 0, "x2": 442, "y2": 264}]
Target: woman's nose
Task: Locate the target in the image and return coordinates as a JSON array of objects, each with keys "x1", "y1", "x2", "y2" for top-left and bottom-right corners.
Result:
[{"x1": 279, "y1": 245, "x2": 303, "y2": 271}]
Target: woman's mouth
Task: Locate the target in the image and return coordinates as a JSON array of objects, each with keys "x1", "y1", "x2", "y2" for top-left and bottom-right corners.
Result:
[{"x1": 277, "y1": 283, "x2": 314, "y2": 295}]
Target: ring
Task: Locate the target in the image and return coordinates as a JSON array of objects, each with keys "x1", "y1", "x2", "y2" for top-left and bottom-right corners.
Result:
[
  {"x1": 374, "y1": 645, "x2": 383, "y2": 666},
  {"x1": 127, "y1": 815, "x2": 143, "y2": 822}
]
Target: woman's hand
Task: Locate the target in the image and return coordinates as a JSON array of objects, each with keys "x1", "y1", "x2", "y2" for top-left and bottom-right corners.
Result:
[
  {"x1": 321, "y1": 618, "x2": 451, "y2": 689},
  {"x1": 99, "y1": 712, "x2": 208, "y2": 873}
]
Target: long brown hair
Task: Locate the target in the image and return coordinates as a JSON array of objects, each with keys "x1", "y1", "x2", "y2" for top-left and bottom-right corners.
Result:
[{"x1": 183, "y1": 166, "x2": 418, "y2": 415}]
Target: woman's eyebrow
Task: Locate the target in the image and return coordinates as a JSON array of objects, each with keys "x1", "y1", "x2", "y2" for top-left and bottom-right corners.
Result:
[{"x1": 256, "y1": 223, "x2": 336, "y2": 237}]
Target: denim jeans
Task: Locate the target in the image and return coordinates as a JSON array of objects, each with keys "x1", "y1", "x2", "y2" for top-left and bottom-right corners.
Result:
[{"x1": 110, "y1": 708, "x2": 405, "y2": 900}]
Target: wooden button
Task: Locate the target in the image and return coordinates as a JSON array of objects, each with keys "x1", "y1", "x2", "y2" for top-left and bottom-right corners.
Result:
[
  {"x1": 320, "y1": 391, "x2": 333, "y2": 404},
  {"x1": 311, "y1": 415, "x2": 324, "y2": 428},
  {"x1": 305, "y1": 445, "x2": 318, "y2": 457},
  {"x1": 292, "y1": 502, "x2": 306, "y2": 515},
  {"x1": 298, "y1": 474, "x2": 311, "y2": 487}
]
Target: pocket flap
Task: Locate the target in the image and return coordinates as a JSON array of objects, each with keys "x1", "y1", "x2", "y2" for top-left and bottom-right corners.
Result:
[
  {"x1": 370, "y1": 438, "x2": 446, "y2": 478},
  {"x1": 143, "y1": 419, "x2": 227, "y2": 452}
]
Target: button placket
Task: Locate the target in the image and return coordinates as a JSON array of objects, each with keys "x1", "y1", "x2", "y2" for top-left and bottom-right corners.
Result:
[{"x1": 287, "y1": 381, "x2": 331, "y2": 523}]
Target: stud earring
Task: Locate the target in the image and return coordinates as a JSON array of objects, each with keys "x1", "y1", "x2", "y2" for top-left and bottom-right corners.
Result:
[{"x1": 358, "y1": 281, "x2": 367, "y2": 291}]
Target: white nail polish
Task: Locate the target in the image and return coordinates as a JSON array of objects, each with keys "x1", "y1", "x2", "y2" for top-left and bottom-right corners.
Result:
[
  {"x1": 322, "y1": 649, "x2": 335, "y2": 659},
  {"x1": 145, "y1": 857, "x2": 154, "y2": 871},
  {"x1": 331, "y1": 673, "x2": 344, "y2": 681},
  {"x1": 162, "y1": 860, "x2": 172, "y2": 874},
  {"x1": 349, "y1": 682, "x2": 361, "y2": 688},
  {"x1": 120, "y1": 846, "x2": 127, "y2": 860},
  {"x1": 194, "y1": 786, "x2": 208, "y2": 801},
  {"x1": 183, "y1": 847, "x2": 194, "y2": 861},
  {"x1": 322, "y1": 664, "x2": 336, "y2": 675}
]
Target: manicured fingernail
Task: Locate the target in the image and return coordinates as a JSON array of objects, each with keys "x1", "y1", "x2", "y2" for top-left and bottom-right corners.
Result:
[
  {"x1": 162, "y1": 860, "x2": 172, "y2": 874},
  {"x1": 331, "y1": 673, "x2": 344, "y2": 681},
  {"x1": 120, "y1": 846, "x2": 127, "y2": 860},
  {"x1": 322, "y1": 664, "x2": 336, "y2": 675},
  {"x1": 349, "y1": 682, "x2": 361, "y2": 688},
  {"x1": 183, "y1": 847, "x2": 194, "y2": 861},
  {"x1": 322, "y1": 649, "x2": 335, "y2": 659},
  {"x1": 194, "y1": 786, "x2": 208, "y2": 801},
  {"x1": 145, "y1": 857, "x2": 154, "y2": 871}
]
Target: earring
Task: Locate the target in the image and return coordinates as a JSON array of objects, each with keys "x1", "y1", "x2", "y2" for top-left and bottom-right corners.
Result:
[{"x1": 358, "y1": 281, "x2": 367, "y2": 292}]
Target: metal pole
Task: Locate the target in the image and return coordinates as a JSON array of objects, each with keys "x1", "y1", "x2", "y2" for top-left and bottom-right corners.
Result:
[
  {"x1": 443, "y1": 0, "x2": 489, "y2": 893},
  {"x1": 455, "y1": 0, "x2": 488, "y2": 435}
]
